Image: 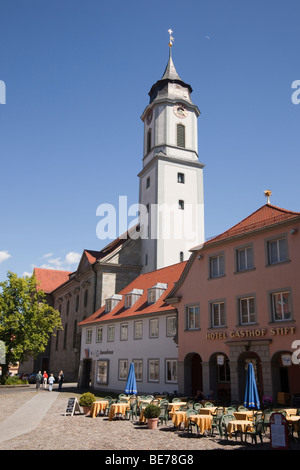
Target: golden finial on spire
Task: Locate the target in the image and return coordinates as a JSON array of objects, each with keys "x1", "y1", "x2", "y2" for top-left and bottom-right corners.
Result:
[
  {"x1": 168, "y1": 28, "x2": 174, "y2": 47},
  {"x1": 264, "y1": 189, "x2": 272, "y2": 204}
]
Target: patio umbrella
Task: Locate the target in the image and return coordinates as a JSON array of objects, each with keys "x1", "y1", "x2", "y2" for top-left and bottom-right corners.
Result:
[
  {"x1": 125, "y1": 362, "x2": 137, "y2": 395},
  {"x1": 244, "y1": 363, "x2": 260, "y2": 409}
]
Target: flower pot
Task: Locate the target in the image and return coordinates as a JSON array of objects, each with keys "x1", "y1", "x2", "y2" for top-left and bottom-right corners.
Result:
[
  {"x1": 83, "y1": 406, "x2": 91, "y2": 416},
  {"x1": 148, "y1": 418, "x2": 158, "y2": 429}
]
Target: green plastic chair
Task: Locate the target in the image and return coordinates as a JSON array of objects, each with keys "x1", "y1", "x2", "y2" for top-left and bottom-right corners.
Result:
[
  {"x1": 172, "y1": 398, "x2": 182, "y2": 403},
  {"x1": 238, "y1": 405, "x2": 248, "y2": 411},
  {"x1": 226, "y1": 406, "x2": 236, "y2": 413},
  {"x1": 219, "y1": 414, "x2": 237, "y2": 440},
  {"x1": 194, "y1": 403, "x2": 203, "y2": 411},
  {"x1": 210, "y1": 407, "x2": 224, "y2": 437},
  {"x1": 159, "y1": 403, "x2": 169, "y2": 425},
  {"x1": 186, "y1": 410, "x2": 199, "y2": 434},
  {"x1": 126, "y1": 397, "x2": 138, "y2": 420},
  {"x1": 262, "y1": 409, "x2": 272, "y2": 432},
  {"x1": 245, "y1": 419, "x2": 264, "y2": 445},
  {"x1": 179, "y1": 404, "x2": 189, "y2": 411},
  {"x1": 204, "y1": 402, "x2": 214, "y2": 407}
]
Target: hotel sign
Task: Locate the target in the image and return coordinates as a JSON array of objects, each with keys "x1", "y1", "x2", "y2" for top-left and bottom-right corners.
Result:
[{"x1": 206, "y1": 326, "x2": 296, "y2": 340}]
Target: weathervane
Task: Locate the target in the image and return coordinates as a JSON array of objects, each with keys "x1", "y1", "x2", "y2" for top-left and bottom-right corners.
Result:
[
  {"x1": 168, "y1": 29, "x2": 174, "y2": 47},
  {"x1": 264, "y1": 189, "x2": 272, "y2": 204}
]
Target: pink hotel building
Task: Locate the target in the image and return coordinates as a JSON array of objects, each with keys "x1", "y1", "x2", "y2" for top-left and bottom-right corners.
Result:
[{"x1": 166, "y1": 203, "x2": 300, "y2": 405}]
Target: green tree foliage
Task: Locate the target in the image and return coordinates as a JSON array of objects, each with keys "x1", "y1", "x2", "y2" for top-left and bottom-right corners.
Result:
[{"x1": 0, "y1": 271, "x2": 62, "y2": 377}]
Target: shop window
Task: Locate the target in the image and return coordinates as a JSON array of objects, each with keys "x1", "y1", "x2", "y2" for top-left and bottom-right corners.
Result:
[{"x1": 97, "y1": 360, "x2": 109, "y2": 384}]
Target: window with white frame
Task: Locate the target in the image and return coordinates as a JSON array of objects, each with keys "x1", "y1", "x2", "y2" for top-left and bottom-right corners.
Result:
[
  {"x1": 134, "y1": 320, "x2": 143, "y2": 340},
  {"x1": 125, "y1": 290, "x2": 143, "y2": 308},
  {"x1": 86, "y1": 328, "x2": 92, "y2": 344},
  {"x1": 211, "y1": 301, "x2": 225, "y2": 327},
  {"x1": 149, "y1": 318, "x2": 159, "y2": 338},
  {"x1": 148, "y1": 283, "x2": 167, "y2": 304},
  {"x1": 271, "y1": 291, "x2": 291, "y2": 321},
  {"x1": 210, "y1": 254, "x2": 224, "y2": 278},
  {"x1": 107, "y1": 325, "x2": 115, "y2": 342},
  {"x1": 97, "y1": 360, "x2": 109, "y2": 384},
  {"x1": 166, "y1": 315, "x2": 176, "y2": 337},
  {"x1": 96, "y1": 326, "x2": 103, "y2": 343},
  {"x1": 133, "y1": 359, "x2": 143, "y2": 381},
  {"x1": 105, "y1": 295, "x2": 122, "y2": 312},
  {"x1": 237, "y1": 246, "x2": 254, "y2": 272},
  {"x1": 267, "y1": 237, "x2": 288, "y2": 264},
  {"x1": 186, "y1": 305, "x2": 200, "y2": 330},
  {"x1": 148, "y1": 289, "x2": 157, "y2": 304},
  {"x1": 118, "y1": 359, "x2": 128, "y2": 380},
  {"x1": 120, "y1": 323, "x2": 128, "y2": 341},
  {"x1": 166, "y1": 359, "x2": 177, "y2": 383},
  {"x1": 148, "y1": 359, "x2": 159, "y2": 382},
  {"x1": 239, "y1": 297, "x2": 255, "y2": 325}
]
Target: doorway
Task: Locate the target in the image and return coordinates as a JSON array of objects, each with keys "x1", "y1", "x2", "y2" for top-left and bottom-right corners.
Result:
[{"x1": 184, "y1": 353, "x2": 202, "y2": 396}]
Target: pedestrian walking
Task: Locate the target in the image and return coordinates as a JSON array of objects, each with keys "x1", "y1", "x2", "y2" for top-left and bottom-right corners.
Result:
[
  {"x1": 58, "y1": 370, "x2": 64, "y2": 391},
  {"x1": 35, "y1": 371, "x2": 42, "y2": 390},
  {"x1": 48, "y1": 374, "x2": 55, "y2": 391},
  {"x1": 43, "y1": 371, "x2": 48, "y2": 389}
]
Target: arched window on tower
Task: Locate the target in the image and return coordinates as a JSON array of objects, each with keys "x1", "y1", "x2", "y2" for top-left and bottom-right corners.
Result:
[{"x1": 177, "y1": 124, "x2": 185, "y2": 148}]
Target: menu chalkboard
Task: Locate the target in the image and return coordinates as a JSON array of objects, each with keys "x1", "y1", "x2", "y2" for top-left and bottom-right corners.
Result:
[{"x1": 65, "y1": 397, "x2": 81, "y2": 416}]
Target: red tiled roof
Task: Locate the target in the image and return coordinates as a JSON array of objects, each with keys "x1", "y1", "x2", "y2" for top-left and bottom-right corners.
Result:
[
  {"x1": 194, "y1": 204, "x2": 300, "y2": 249},
  {"x1": 78, "y1": 261, "x2": 187, "y2": 326},
  {"x1": 34, "y1": 268, "x2": 72, "y2": 293}
]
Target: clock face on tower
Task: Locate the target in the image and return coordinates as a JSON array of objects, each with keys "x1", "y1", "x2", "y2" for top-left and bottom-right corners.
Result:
[
  {"x1": 173, "y1": 103, "x2": 188, "y2": 119},
  {"x1": 146, "y1": 109, "x2": 153, "y2": 125}
]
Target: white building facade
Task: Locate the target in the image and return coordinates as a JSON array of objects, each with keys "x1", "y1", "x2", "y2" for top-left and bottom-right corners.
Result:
[{"x1": 79, "y1": 262, "x2": 186, "y2": 393}]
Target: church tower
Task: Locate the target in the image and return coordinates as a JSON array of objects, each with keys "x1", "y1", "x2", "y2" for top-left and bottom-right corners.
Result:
[{"x1": 139, "y1": 33, "x2": 205, "y2": 273}]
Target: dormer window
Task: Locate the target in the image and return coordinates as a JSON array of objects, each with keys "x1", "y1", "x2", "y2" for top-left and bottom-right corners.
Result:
[
  {"x1": 105, "y1": 294, "x2": 122, "y2": 313},
  {"x1": 148, "y1": 283, "x2": 168, "y2": 304},
  {"x1": 124, "y1": 289, "x2": 143, "y2": 309}
]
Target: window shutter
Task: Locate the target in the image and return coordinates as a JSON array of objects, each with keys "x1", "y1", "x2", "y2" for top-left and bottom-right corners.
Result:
[{"x1": 177, "y1": 124, "x2": 185, "y2": 148}]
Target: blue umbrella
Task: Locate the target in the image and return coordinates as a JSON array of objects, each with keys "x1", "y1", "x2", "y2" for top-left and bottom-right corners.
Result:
[
  {"x1": 125, "y1": 362, "x2": 137, "y2": 395},
  {"x1": 244, "y1": 363, "x2": 260, "y2": 409}
]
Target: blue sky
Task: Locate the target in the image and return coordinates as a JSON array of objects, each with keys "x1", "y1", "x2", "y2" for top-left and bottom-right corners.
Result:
[{"x1": 0, "y1": 0, "x2": 299, "y2": 281}]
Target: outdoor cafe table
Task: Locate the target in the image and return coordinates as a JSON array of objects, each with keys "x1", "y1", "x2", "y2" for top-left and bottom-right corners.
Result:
[
  {"x1": 280, "y1": 408, "x2": 298, "y2": 416},
  {"x1": 286, "y1": 415, "x2": 300, "y2": 432},
  {"x1": 233, "y1": 410, "x2": 254, "y2": 421},
  {"x1": 198, "y1": 407, "x2": 217, "y2": 415},
  {"x1": 227, "y1": 419, "x2": 253, "y2": 439},
  {"x1": 168, "y1": 402, "x2": 187, "y2": 413},
  {"x1": 170, "y1": 411, "x2": 187, "y2": 428},
  {"x1": 90, "y1": 400, "x2": 109, "y2": 418},
  {"x1": 108, "y1": 403, "x2": 130, "y2": 421},
  {"x1": 186, "y1": 414, "x2": 213, "y2": 434}
]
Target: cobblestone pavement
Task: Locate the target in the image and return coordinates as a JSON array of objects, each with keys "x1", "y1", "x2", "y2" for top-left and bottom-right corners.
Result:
[{"x1": 0, "y1": 385, "x2": 299, "y2": 452}]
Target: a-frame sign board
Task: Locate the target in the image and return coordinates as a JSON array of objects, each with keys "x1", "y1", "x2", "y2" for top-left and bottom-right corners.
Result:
[
  {"x1": 270, "y1": 412, "x2": 289, "y2": 449},
  {"x1": 65, "y1": 397, "x2": 81, "y2": 416}
]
